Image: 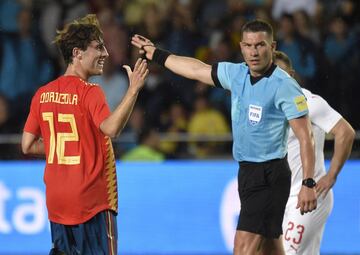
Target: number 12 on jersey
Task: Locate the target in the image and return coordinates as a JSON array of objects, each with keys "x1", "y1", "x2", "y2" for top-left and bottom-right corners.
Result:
[{"x1": 42, "y1": 112, "x2": 80, "y2": 165}]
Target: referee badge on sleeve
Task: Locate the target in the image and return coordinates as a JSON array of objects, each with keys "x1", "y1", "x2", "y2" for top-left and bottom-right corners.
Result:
[
  {"x1": 294, "y1": 95, "x2": 308, "y2": 112},
  {"x1": 248, "y1": 104, "x2": 262, "y2": 126}
]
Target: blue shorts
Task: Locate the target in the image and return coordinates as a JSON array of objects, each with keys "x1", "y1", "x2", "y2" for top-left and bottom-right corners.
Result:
[{"x1": 49, "y1": 210, "x2": 117, "y2": 255}]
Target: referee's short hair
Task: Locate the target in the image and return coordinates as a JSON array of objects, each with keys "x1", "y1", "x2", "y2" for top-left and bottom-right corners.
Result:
[{"x1": 241, "y1": 19, "x2": 273, "y2": 40}]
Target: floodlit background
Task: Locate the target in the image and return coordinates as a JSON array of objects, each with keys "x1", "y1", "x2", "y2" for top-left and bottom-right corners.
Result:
[{"x1": 0, "y1": 0, "x2": 359, "y2": 254}]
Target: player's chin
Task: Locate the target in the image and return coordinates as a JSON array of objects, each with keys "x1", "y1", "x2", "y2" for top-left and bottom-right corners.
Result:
[{"x1": 93, "y1": 68, "x2": 104, "y2": 75}]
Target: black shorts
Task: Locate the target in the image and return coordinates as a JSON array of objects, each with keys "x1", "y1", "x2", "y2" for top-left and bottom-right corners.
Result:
[{"x1": 237, "y1": 157, "x2": 291, "y2": 238}]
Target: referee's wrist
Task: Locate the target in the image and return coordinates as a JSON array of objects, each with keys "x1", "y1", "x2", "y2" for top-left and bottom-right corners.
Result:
[{"x1": 152, "y1": 48, "x2": 172, "y2": 67}]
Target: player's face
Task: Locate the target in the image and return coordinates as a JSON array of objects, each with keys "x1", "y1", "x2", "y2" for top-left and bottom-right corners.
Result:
[
  {"x1": 240, "y1": 31, "x2": 275, "y2": 77},
  {"x1": 81, "y1": 39, "x2": 109, "y2": 76}
]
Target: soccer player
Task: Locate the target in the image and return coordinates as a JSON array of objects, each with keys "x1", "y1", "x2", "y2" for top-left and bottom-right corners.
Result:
[
  {"x1": 273, "y1": 51, "x2": 355, "y2": 255},
  {"x1": 21, "y1": 14, "x2": 148, "y2": 254},
  {"x1": 132, "y1": 20, "x2": 317, "y2": 255}
]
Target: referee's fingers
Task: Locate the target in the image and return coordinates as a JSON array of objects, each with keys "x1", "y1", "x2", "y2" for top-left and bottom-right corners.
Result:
[
  {"x1": 135, "y1": 34, "x2": 148, "y2": 42},
  {"x1": 132, "y1": 35, "x2": 148, "y2": 47},
  {"x1": 131, "y1": 39, "x2": 142, "y2": 49},
  {"x1": 131, "y1": 36, "x2": 145, "y2": 48}
]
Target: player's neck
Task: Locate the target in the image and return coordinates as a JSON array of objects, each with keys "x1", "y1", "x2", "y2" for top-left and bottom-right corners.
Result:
[{"x1": 64, "y1": 64, "x2": 89, "y2": 81}]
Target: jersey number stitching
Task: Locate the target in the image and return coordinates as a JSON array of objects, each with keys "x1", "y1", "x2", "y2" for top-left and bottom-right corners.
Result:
[
  {"x1": 284, "y1": 221, "x2": 305, "y2": 245},
  {"x1": 42, "y1": 112, "x2": 80, "y2": 165}
]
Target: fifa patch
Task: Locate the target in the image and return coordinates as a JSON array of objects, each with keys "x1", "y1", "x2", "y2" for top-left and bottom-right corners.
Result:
[
  {"x1": 294, "y1": 95, "x2": 308, "y2": 112},
  {"x1": 248, "y1": 104, "x2": 262, "y2": 126}
]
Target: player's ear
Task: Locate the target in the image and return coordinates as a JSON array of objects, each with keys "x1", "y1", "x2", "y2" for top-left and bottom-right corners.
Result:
[
  {"x1": 73, "y1": 47, "x2": 82, "y2": 60},
  {"x1": 271, "y1": 41, "x2": 277, "y2": 51},
  {"x1": 289, "y1": 69, "x2": 296, "y2": 78}
]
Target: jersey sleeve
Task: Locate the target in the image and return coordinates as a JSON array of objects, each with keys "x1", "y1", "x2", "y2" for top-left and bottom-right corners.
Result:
[
  {"x1": 304, "y1": 89, "x2": 342, "y2": 133},
  {"x1": 24, "y1": 93, "x2": 41, "y2": 136},
  {"x1": 84, "y1": 86, "x2": 111, "y2": 129},
  {"x1": 211, "y1": 62, "x2": 246, "y2": 91},
  {"x1": 275, "y1": 78, "x2": 309, "y2": 120}
]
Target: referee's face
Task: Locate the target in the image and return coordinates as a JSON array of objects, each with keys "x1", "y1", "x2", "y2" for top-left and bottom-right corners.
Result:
[{"x1": 240, "y1": 31, "x2": 275, "y2": 77}]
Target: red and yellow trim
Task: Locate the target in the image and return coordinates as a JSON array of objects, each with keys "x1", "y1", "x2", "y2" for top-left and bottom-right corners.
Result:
[{"x1": 104, "y1": 137, "x2": 118, "y2": 211}]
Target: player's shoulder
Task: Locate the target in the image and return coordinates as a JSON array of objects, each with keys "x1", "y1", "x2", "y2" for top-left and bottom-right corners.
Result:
[
  {"x1": 301, "y1": 88, "x2": 333, "y2": 116},
  {"x1": 301, "y1": 88, "x2": 312, "y2": 97},
  {"x1": 62, "y1": 76, "x2": 100, "y2": 88},
  {"x1": 301, "y1": 88, "x2": 324, "y2": 100},
  {"x1": 78, "y1": 79, "x2": 102, "y2": 95},
  {"x1": 82, "y1": 81, "x2": 103, "y2": 98},
  {"x1": 35, "y1": 76, "x2": 101, "y2": 95},
  {"x1": 301, "y1": 88, "x2": 326, "y2": 104},
  {"x1": 81, "y1": 79, "x2": 100, "y2": 87}
]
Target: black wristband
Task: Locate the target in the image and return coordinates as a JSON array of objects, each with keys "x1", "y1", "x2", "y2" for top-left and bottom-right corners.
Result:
[{"x1": 152, "y1": 48, "x2": 171, "y2": 66}]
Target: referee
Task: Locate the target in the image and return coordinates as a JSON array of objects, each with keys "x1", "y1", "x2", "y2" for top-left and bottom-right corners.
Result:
[{"x1": 132, "y1": 19, "x2": 317, "y2": 255}]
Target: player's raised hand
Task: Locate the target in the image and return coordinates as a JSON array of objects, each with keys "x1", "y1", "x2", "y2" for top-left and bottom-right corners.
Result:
[
  {"x1": 123, "y1": 58, "x2": 149, "y2": 93},
  {"x1": 131, "y1": 34, "x2": 156, "y2": 60}
]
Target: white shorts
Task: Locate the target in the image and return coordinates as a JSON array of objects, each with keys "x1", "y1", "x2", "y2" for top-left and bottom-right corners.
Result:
[{"x1": 282, "y1": 190, "x2": 333, "y2": 255}]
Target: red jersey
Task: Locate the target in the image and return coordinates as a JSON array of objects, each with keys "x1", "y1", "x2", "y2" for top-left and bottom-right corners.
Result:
[{"x1": 24, "y1": 75, "x2": 117, "y2": 225}]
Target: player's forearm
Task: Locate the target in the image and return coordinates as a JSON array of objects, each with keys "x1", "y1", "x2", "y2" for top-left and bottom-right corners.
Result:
[
  {"x1": 299, "y1": 136, "x2": 315, "y2": 179},
  {"x1": 100, "y1": 89, "x2": 139, "y2": 138},
  {"x1": 327, "y1": 122, "x2": 355, "y2": 179},
  {"x1": 289, "y1": 116, "x2": 315, "y2": 179},
  {"x1": 164, "y1": 55, "x2": 215, "y2": 86},
  {"x1": 30, "y1": 139, "x2": 45, "y2": 155},
  {"x1": 22, "y1": 134, "x2": 45, "y2": 155}
]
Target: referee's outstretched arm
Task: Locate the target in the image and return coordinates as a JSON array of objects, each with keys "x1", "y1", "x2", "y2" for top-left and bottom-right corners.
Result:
[{"x1": 131, "y1": 34, "x2": 215, "y2": 86}]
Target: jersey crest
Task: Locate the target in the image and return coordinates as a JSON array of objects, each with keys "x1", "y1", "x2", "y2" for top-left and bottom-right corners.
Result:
[{"x1": 248, "y1": 104, "x2": 262, "y2": 126}]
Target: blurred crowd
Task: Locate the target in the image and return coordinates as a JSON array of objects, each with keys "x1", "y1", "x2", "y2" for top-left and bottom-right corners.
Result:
[{"x1": 0, "y1": 0, "x2": 359, "y2": 159}]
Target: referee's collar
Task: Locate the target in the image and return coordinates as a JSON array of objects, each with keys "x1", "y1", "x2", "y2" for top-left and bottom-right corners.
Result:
[{"x1": 250, "y1": 63, "x2": 276, "y2": 85}]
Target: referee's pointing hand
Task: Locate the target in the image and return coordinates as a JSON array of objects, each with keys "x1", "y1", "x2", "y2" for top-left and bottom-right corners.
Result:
[{"x1": 131, "y1": 34, "x2": 156, "y2": 60}]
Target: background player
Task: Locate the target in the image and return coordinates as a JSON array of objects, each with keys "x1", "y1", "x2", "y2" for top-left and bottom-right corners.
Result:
[
  {"x1": 21, "y1": 14, "x2": 148, "y2": 254},
  {"x1": 273, "y1": 51, "x2": 355, "y2": 255},
  {"x1": 132, "y1": 20, "x2": 316, "y2": 255}
]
